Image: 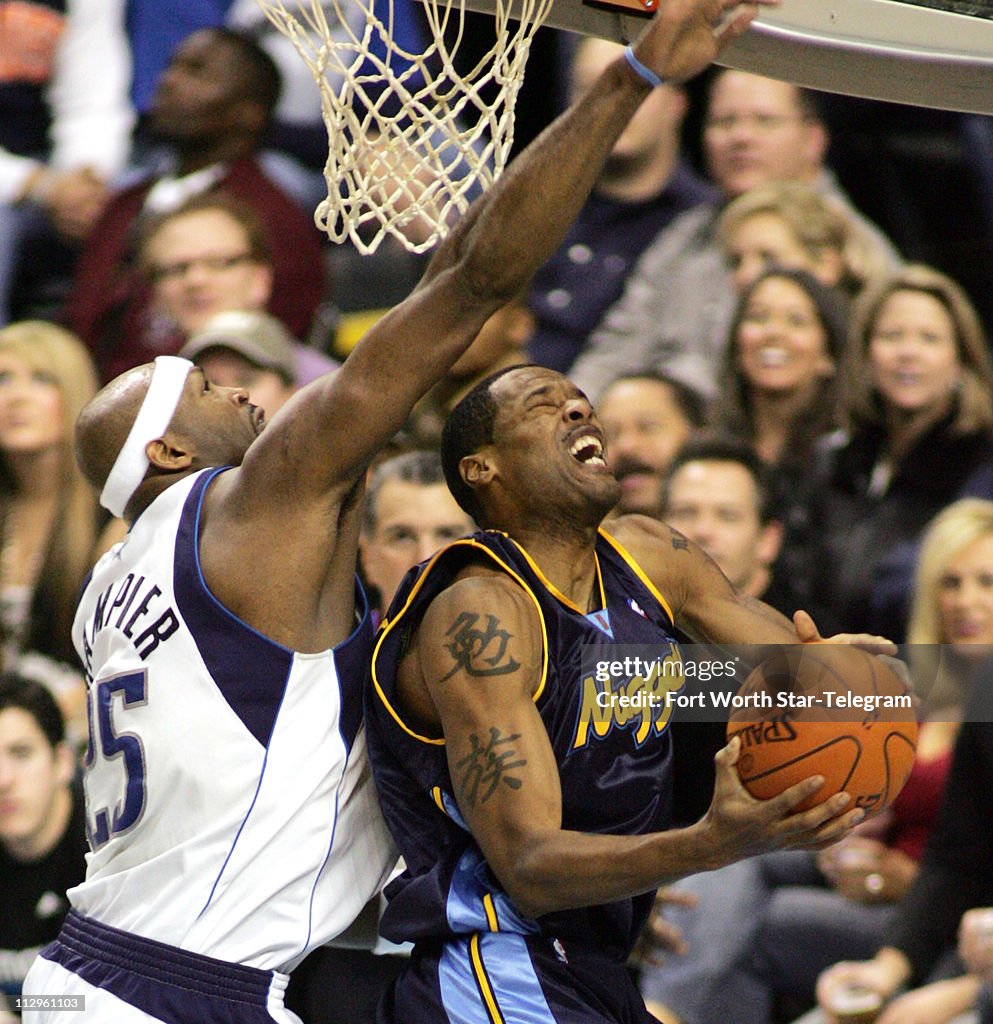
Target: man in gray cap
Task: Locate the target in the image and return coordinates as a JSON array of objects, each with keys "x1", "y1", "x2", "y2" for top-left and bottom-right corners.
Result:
[{"x1": 180, "y1": 309, "x2": 337, "y2": 416}]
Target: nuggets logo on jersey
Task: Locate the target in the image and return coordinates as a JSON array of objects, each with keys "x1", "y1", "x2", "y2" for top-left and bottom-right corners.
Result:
[{"x1": 573, "y1": 646, "x2": 683, "y2": 749}]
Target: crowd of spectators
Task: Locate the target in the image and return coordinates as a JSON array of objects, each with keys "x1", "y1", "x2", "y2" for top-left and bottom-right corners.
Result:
[{"x1": 6, "y1": 4, "x2": 993, "y2": 1023}]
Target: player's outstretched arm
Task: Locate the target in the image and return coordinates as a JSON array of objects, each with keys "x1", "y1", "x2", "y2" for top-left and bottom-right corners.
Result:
[
  {"x1": 607, "y1": 515, "x2": 897, "y2": 652},
  {"x1": 238, "y1": 0, "x2": 779, "y2": 504},
  {"x1": 414, "y1": 570, "x2": 856, "y2": 921}
]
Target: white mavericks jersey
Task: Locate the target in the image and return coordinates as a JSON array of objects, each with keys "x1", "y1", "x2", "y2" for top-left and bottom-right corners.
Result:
[{"x1": 69, "y1": 468, "x2": 396, "y2": 972}]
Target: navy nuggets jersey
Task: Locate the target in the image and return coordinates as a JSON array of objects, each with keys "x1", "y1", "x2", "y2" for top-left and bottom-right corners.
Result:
[{"x1": 366, "y1": 528, "x2": 680, "y2": 965}]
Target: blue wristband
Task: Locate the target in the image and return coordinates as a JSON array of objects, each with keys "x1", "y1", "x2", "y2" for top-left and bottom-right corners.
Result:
[{"x1": 624, "y1": 45, "x2": 664, "y2": 88}]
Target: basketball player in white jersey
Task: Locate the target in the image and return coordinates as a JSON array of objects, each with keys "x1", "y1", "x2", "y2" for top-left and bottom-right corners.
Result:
[{"x1": 21, "y1": 2, "x2": 777, "y2": 1020}]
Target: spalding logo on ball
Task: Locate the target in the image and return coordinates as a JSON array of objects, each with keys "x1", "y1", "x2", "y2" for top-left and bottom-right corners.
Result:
[{"x1": 726, "y1": 645, "x2": 919, "y2": 817}]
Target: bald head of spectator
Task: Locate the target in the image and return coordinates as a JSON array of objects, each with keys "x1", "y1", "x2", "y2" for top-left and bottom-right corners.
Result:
[{"x1": 703, "y1": 71, "x2": 828, "y2": 198}]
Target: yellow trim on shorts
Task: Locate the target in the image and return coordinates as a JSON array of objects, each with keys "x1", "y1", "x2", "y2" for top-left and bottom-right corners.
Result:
[
  {"x1": 482, "y1": 892, "x2": 500, "y2": 932},
  {"x1": 370, "y1": 537, "x2": 551, "y2": 744},
  {"x1": 597, "y1": 528, "x2": 675, "y2": 624},
  {"x1": 470, "y1": 933, "x2": 505, "y2": 1024}
]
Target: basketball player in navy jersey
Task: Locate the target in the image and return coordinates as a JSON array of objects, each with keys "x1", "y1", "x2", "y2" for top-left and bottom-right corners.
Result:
[
  {"x1": 365, "y1": 365, "x2": 894, "y2": 1023},
  {"x1": 22, "y1": 2, "x2": 778, "y2": 1021}
]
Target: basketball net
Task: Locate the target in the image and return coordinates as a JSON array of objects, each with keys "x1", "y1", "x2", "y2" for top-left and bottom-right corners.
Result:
[{"x1": 255, "y1": 0, "x2": 555, "y2": 254}]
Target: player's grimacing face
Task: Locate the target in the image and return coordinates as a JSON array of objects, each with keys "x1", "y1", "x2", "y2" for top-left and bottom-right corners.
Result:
[{"x1": 489, "y1": 368, "x2": 620, "y2": 513}]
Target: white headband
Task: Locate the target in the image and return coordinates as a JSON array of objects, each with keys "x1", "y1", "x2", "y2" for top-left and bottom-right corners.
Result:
[{"x1": 100, "y1": 356, "x2": 193, "y2": 517}]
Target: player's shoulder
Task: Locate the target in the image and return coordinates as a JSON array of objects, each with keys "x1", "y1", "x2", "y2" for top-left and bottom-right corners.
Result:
[
  {"x1": 602, "y1": 514, "x2": 700, "y2": 608},
  {"x1": 603, "y1": 512, "x2": 680, "y2": 560},
  {"x1": 438, "y1": 558, "x2": 537, "y2": 612},
  {"x1": 414, "y1": 557, "x2": 538, "y2": 635}
]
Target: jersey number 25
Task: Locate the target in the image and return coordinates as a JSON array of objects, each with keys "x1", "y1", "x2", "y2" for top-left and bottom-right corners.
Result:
[{"x1": 84, "y1": 670, "x2": 148, "y2": 849}]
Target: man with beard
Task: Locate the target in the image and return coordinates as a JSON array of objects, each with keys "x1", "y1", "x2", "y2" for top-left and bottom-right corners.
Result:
[
  {"x1": 599, "y1": 371, "x2": 706, "y2": 517},
  {"x1": 65, "y1": 28, "x2": 325, "y2": 382}
]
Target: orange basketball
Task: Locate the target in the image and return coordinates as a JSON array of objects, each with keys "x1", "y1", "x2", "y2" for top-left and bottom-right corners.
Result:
[{"x1": 726, "y1": 645, "x2": 919, "y2": 818}]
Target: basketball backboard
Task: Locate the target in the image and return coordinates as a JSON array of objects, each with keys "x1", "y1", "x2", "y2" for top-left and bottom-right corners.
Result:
[{"x1": 468, "y1": 0, "x2": 993, "y2": 114}]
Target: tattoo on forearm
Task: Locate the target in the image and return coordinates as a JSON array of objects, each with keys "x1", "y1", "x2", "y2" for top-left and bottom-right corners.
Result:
[
  {"x1": 441, "y1": 611, "x2": 521, "y2": 681},
  {"x1": 456, "y1": 726, "x2": 526, "y2": 807},
  {"x1": 669, "y1": 527, "x2": 689, "y2": 552}
]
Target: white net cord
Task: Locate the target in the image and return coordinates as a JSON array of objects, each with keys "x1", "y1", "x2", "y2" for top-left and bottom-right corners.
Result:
[{"x1": 255, "y1": 0, "x2": 556, "y2": 254}]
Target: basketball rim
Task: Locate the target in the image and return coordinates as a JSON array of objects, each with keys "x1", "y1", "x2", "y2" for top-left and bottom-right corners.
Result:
[{"x1": 464, "y1": 0, "x2": 993, "y2": 115}]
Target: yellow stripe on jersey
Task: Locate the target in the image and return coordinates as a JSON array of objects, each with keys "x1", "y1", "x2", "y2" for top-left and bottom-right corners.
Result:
[
  {"x1": 431, "y1": 786, "x2": 447, "y2": 815},
  {"x1": 370, "y1": 537, "x2": 551, "y2": 742},
  {"x1": 470, "y1": 933, "x2": 505, "y2": 1024},
  {"x1": 507, "y1": 536, "x2": 606, "y2": 615},
  {"x1": 598, "y1": 528, "x2": 675, "y2": 624}
]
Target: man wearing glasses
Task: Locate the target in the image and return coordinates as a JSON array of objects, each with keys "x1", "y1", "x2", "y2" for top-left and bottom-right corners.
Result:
[{"x1": 569, "y1": 70, "x2": 901, "y2": 403}]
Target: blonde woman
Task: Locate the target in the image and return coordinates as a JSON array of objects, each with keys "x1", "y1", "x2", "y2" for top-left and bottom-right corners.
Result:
[
  {"x1": 0, "y1": 321, "x2": 120, "y2": 743},
  {"x1": 718, "y1": 181, "x2": 892, "y2": 298},
  {"x1": 812, "y1": 499, "x2": 993, "y2": 932},
  {"x1": 811, "y1": 503, "x2": 993, "y2": 1024},
  {"x1": 906, "y1": 498, "x2": 993, "y2": 716}
]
